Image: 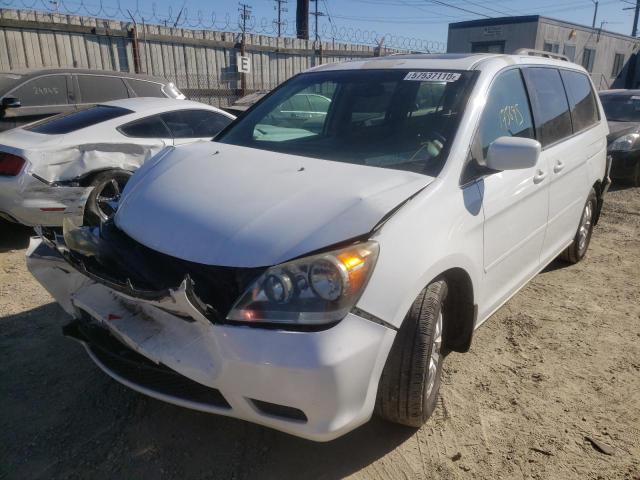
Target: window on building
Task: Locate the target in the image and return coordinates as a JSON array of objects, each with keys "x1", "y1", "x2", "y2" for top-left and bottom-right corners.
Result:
[
  {"x1": 611, "y1": 53, "x2": 625, "y2": 78},
  {"x1": 543, "y1": 42, "x2": 560, "y2": 54},
  {"x1": 564, "y1": 45, "x2": 576, "y2": 63},
  {"x1": 522, "y1": 67, "x2": 573, "y2": 147},
  {"x1": 476, "y1": 68, "x2": 535, "y2": 162},
  {"x1": 560, "y1": 70, "x2": 599, "y2": 132},
  {"x1": 77, "y1": 75, "x2": 130, "y2": 103},
  {"x1": 471, "y1": 41, "x2": 505, "y2": 53},
  {"x1": 582, "y1": 48, "x2": 596, "y2": 72}
]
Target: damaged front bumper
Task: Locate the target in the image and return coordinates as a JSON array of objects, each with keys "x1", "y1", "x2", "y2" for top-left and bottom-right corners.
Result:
[
  {"x1": 0, "y1": 172, "x2": 90, "y2": 226},
  {"x1": 26, "y1": 235, "x2": 396, "y2": 441}
]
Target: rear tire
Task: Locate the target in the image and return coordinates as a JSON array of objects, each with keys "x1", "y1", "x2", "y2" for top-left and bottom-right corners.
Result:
[
  {"x1": 84, "y1": 170, "x2": 132, "y2": 226},
  {"x1": 559, "y1": 188, "x2": 597, "y2": 264},
  {"x1": 375, "y1": 279, "x2": 447, "y2": 427}
]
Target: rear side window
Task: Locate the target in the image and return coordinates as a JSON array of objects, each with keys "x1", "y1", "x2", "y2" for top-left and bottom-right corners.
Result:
[
  {"x1": 13, "y1": 75, "x2": 69, "y2": 106},
  {"x1": 127, "y1": 79, "x2": 165, "y2": 98},
  {"x1": 78, "y1": 75, "x2": 129, "y2": 103},
  {"x1": 25, "y1": 105, "x2": 133, "y2": 134},
  {"x1": 522, "y1": 68, "x2": 572, "y2": 147},
  {"x1": 476, "y1": 68, "x2": 535, "y2": 160},
  {"x1": 560, "y1": 70, "x2": 599, "y2": 132},
  {"x1": 119, "y1": 116, "x2": 171, "y2": 138},
  {"x1": 159, "y1": 110, "x2": 233, "y2": 138}
]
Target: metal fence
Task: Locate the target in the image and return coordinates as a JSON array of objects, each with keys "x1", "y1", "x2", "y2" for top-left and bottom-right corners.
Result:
[{"x1": 0, "y1": 8, "x2": 424, "y2": 106}]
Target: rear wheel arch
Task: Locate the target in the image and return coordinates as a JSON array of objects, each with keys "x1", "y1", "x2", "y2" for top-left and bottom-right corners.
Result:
[{"x1": 77, "y1": 167, "x2": 132, "y2": 187}]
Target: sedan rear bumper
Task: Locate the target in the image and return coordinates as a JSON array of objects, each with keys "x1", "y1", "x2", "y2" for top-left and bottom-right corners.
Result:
[
  {"x1": 0, "y1": 173, "x2": 90, "y2": 226},
  {"x1": 26, "y1": 237, "x2": 396, "y2": 441}
]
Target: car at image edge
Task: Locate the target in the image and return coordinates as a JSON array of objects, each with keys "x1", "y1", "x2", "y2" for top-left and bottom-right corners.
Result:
[
  {"x1": 26, "y1": 52, "x2": 611, "y2": 441},
  {"x1": 599, "y1": 89, "x2": 640, "y2": 186},
  {"x1": 0, "y1": 68, "x2": 185, "y2": 132},
  {"x1": 0, "y1": 97, "x2": 234, "y2": 226}
]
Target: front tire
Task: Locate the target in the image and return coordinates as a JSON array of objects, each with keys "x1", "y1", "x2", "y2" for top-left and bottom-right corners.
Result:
[
  {"x1": 560, "y1": 188, "x2": 597, "y2": 264},
  {"x1": 375, "y1": 279, "x2": 447, "y2": 427},
  {"x1": 84, "y1": 170, "x2": 132, "y2": 226}
]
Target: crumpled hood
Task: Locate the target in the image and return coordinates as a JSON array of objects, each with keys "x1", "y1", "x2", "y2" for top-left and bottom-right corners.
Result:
[
  {"x1": 607, "y1": 121, "x2": 640, "y2": 144},
  {"x1": 116, "y1": 142, "x2": 433, "y2": 267}
]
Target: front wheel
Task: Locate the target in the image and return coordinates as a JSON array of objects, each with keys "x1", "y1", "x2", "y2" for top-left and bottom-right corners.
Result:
[
  {"x1": 84, "y1": 170, "x2": 132, "y2": 226},
  {"x1": 560, "y1": 188, "x2": 597, "y2": 264},
  {"x1": 375, "y1": 279, "x2": 447, "y2": 427}
]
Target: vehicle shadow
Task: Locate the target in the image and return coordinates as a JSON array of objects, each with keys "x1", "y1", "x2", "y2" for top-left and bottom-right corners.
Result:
[
  {"x1": 540, "y1": 258, "x2": 568, "y2": 274},
  {"x1": 0, "y1": 219, "x2": 32, "y2": 253},
  {"x1": 1, "y1": 303, "x2": 417, "y2": 480},
  {"x1": 608, "y1": 180, "x2": 639, "y2": 192}
]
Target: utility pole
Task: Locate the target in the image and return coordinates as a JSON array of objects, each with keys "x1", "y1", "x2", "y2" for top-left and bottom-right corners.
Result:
[
  {"x1": 310, "y1": 0, "x2": 325, "y2": 43},
  {"x1": 238, "y1": 2, "x2": 252, "y2": 95},
  {"x1": 273, "y1": 0, "x2": 288, "y2": 37},
  {"x1": 296, "y1": 0, "x2": 309, "y2": 40},
  {"x1": 633, "y1": 0, "x2": 640, "y2": 36},
  {"x1": 591, "y1": 0, "x2": 599, "y2": 28}
]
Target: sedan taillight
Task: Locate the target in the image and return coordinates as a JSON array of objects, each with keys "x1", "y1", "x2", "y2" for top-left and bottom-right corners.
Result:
[{"x1": 0, "y1": 152, "x2": 26, "y2": 176}]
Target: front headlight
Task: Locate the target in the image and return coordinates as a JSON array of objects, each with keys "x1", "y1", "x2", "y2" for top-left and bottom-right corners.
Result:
[
  {"x1": 609, "y1": 133, "x2": 640, "y2": 152},
  {"x1": 227, "y1": 241, "x2": 379, "y2": 326}
]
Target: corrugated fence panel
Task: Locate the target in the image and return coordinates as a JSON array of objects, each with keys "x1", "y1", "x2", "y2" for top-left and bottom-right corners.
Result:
[{"x1": 0, "y1": 8, "x2": 405, "y2": 105}]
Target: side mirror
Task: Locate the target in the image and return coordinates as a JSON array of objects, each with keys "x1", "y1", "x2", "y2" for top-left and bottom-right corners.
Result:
[
  {"x1": 1, "y1": 97, "x2": 21, "y2": 109},
  {"x1": 486, "y1": 136, "x2": 541, "y2": 171}
]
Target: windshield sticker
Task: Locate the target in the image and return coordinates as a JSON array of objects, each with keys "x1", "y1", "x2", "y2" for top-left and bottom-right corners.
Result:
[{"x1": 404, "y1": 72, "x2": 461, "y2": 82}]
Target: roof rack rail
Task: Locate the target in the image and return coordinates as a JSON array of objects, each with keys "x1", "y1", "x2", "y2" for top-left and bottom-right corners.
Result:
[{"x1": 514, "y1": 48, "x2": 569, "y2": 61}]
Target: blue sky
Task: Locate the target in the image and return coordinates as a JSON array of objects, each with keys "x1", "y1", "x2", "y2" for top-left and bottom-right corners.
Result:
[
  {"x1": 136, "y1": 0, "x2": 636, "y2": 44},
  {"x1": 17, "y1": 0, "x2": 638, "y2": 49}
]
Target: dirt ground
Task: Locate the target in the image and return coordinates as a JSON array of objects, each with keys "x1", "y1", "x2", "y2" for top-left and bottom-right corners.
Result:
[{"x1": 1, "y1": 186, "x2": 639, "y2": 480}]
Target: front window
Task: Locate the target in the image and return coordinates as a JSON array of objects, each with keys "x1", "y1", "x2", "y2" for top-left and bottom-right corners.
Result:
[
  {"x1": 218, "y1": 69, "x2": 477, "y2": 175},
  {"x1": 600, "y1": 94, "x2": 640, "y2": 122}
]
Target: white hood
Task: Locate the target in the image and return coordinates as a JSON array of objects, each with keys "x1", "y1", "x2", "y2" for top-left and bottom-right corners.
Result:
[{"x1": 115, "y1": 142, "x2": 434, "y2": 267}]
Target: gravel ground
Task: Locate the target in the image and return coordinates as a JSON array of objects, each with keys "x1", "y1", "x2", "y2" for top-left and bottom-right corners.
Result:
[{"x1": 1, "y1": 186, "x2": 639, "y2": 480}]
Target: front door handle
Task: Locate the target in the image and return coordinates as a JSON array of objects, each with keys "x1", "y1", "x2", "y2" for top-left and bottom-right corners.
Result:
[
  {"x1": 533, "y1": 170, "x2": 547, "y2": 184},
  {"x1": 553, "y1": 160, "x2": 565, "y2": 173}
]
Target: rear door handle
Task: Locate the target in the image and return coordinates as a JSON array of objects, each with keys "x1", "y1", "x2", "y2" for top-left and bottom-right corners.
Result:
[
  {"x1": 553, "y1": 160, "x2": 565, "y2": 173},
  {"x1": 533, "y1": 170, "x2": 547, "y2": 184}
]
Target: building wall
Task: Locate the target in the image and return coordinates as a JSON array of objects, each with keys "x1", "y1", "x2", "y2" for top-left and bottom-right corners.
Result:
[
  {"x1": 447, "y1": 20, "x2": 538, "y2": 55},
  {"x1": 536, "y1": 18, "x2": 638, "y2": 90},
  {"x1": 447, "y1": 16, "x2": 640, "y2": 91}
]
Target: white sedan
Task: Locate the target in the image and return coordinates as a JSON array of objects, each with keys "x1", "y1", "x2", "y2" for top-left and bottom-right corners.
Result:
[{"x1": 0, "y1": 97, "x2": 234, "y2": 226}]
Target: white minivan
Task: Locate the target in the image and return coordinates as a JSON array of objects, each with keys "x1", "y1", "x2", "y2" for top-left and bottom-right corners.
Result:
[{"x1": 27, "y1": 53, "x2": 610, "y2": 441}]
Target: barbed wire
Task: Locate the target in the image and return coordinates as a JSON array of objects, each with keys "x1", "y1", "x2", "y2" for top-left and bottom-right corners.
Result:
[{"x1": 0, "y1": 0, "x2": 446, "y2": 51}]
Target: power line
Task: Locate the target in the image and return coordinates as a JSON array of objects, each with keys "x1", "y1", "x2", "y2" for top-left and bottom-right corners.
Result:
[
  {"x1": 273, "y1": 0, "x2": 287, "y2": 37},
  {"x1": 310, "y1": 0, "x2": 326, "y2": 42},
  {"x1": 459, "y1": 0, "x2": 514, "y2": 16},
  {"x1": 422, "y1": 0, "x2": 492, "y2": 18}
]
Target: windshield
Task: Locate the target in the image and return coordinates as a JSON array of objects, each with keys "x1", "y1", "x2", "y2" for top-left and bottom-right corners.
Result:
[
  {"x1": 600, "y1": 94, "x2": 640, "y2": 122},
  {"x1": 217, "y1": 69, "x2": 477, "y2": 175}
]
